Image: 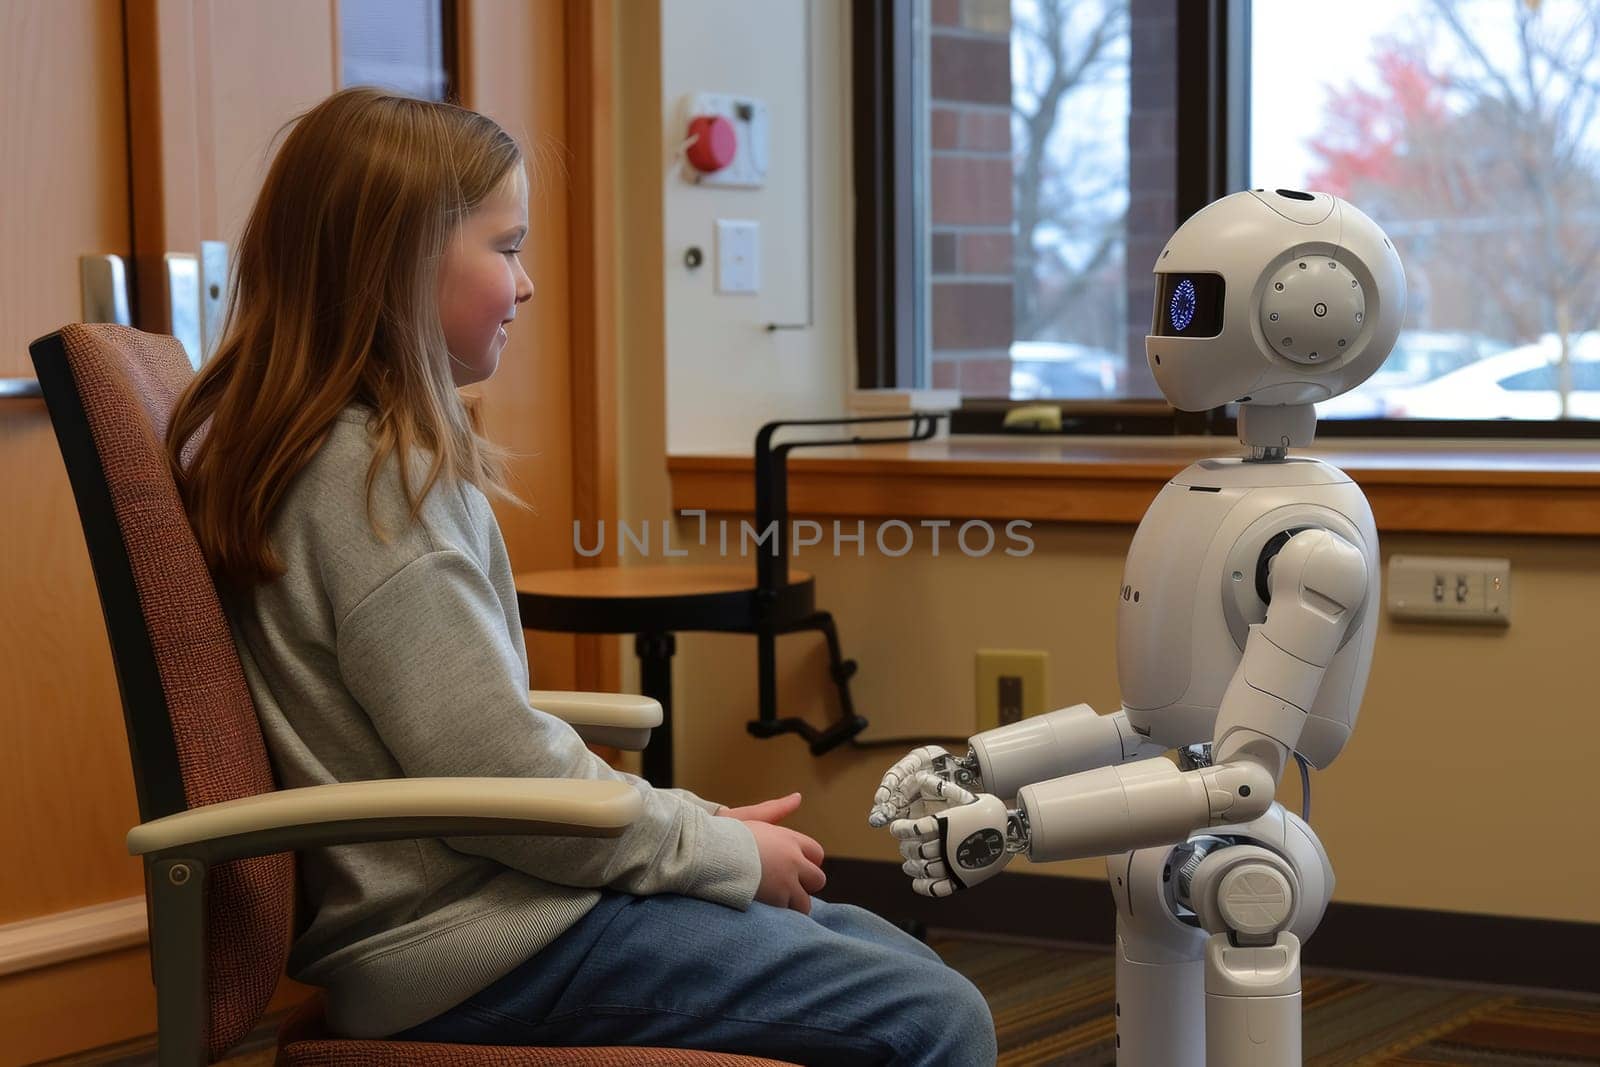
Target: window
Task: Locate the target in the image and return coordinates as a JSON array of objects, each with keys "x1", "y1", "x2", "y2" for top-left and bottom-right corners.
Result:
[
  {"x1": 858, "y1": 0, "x2": 1600, "y2": 436},
  {"x1": 340, "y1": 0, "x2": 456, "y2": 102},
  {"x1": 861, "y1": 0, "x2": 1169, "y2": 404},
  {"x1": 1251, "y1": 0, "x2": 1600, "y2": 426}
]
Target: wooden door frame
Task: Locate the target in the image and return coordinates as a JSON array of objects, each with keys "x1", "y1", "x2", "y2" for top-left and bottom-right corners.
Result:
[
  {"x1": 124, "y1": 0, "x2": 214, "y2": 335},
  {"x1": 459, "y1": 0, "x2": 621, "y2": 694},
  {"x1": 561, "y1": 0, "x2": 621, "y2": 694}
]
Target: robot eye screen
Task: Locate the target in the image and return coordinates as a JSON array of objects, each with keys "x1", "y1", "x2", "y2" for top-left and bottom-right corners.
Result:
[{"x1": 1152, "y1": 273, "x2": 1226, "y2": 338}]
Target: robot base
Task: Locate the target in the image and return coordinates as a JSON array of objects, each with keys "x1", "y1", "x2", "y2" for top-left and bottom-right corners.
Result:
[
  {"x1": 1113, "y1": 924, "x2": 1205, "y2": 1066},
  {"x1": 1107, "y1": 802, "x2": 1330, "y2": 1066},
  {"x1": 1205, "y1": 932, "x2": 1302, "y2": 1065}
]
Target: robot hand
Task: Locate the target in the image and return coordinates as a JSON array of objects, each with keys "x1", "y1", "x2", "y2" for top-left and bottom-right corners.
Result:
[
  {"x1": 890, "y1": 774, "x2": 1020, "y2": 897},
  {"x1": 868, "y1": 744, "x2": 982, "y2": 828}
]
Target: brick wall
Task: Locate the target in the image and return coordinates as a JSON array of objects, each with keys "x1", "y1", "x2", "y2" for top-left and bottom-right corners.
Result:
[
  {"x1": 926, "y1": 0, "x2": 1171, "y2": 399},
  {"x1": 928, "y1": 0, "x2": 1014, "y2": 394}
]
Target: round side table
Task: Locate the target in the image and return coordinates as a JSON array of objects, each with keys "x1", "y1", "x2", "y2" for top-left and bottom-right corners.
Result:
[{"x1": 516, "y1": 563, "x2": 815, "y2": 787}]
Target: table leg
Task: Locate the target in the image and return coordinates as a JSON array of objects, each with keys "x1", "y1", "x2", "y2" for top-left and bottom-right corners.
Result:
[{"x1": 635, "y1": 631, "x2": 676, "y2": 787}]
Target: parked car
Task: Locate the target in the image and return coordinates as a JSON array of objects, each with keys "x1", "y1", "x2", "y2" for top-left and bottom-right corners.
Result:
[
  {"x1": 1009, "y1": 340, "x2": 1125, "y2": 400},
  {"x1": 1317, "y1": 330, "x2": 1508, "y2": 418},
  {"x1": 1381, "y1": 333, "x2": 1600, "y2": 419}
]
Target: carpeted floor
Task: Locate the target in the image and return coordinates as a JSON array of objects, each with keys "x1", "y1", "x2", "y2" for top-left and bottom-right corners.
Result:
[
  {"x1": 46, "y1": 933, "x2": 1600, "y2": 1065},
  {"x1": 932, "y1": 935, "x2": 1600, "y2": 1065}
]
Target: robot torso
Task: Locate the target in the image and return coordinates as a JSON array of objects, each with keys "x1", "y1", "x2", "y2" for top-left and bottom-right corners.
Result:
[{"x1": 1116, "y1": 456, "x2": 1379, "y2": 769}]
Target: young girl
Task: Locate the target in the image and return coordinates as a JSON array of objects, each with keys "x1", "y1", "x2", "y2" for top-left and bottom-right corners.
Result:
[{"x1": 166, "y1": 87, "x2": 995, "y2": 1066}]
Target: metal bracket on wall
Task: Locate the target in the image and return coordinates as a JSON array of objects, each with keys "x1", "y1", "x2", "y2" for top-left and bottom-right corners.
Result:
[
  {"x1": 166, "y1": 242, "x2": 231, "y2": 369},
  {"x1": 165, "y1": 252, "x2": 202, "y2": 370},
  {"x1": 82, "y1": 253, "x2": 133, "y2": 327},
  {"x1": 2, "y1": 254, "x2": 134, "y2": 402},
  {"x1": 0, "y1": 378, "x2": 43, "y2": 401},
  {"x1": 200, "y1": 240, "x2": 229, "y2": 363}
]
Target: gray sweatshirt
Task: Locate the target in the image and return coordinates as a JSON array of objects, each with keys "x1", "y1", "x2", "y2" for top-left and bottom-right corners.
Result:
[{"x1": 224, "y1": 407, "x2": 761, "y2": 1038}]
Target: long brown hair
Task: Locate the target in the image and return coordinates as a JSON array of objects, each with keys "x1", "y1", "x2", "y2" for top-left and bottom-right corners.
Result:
[{"x1": 167, "y1": 86, "x2": 522, "y2": 589}]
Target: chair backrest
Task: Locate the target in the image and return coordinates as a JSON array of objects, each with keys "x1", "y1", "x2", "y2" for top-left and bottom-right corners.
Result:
[{"x1": 29, "y1": 323, "x2": 292, "y2": 1061}]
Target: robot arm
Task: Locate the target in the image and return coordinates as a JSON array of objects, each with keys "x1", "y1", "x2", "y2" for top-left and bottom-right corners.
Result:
[
  {"x1": 1022, "y1": 528, "x2": 1368, "y2": 862},
  {"x1": 898, "y1": 529, "x2": 1367, "y2": 892},
  {"x1": 972, "y1": 703, "x2": 1171, "y2": 800},
  {"x1": 1208, "y1": 528, "x2": 1369, "y2": 780},
  {"x1": 867, "y1": 704, "x2": 1167, "y2": 828}
]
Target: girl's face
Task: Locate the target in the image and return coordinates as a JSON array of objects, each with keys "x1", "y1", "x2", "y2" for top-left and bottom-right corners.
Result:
[{"x1": 438, "y1": 165, "x2": 534, "y2": 387}]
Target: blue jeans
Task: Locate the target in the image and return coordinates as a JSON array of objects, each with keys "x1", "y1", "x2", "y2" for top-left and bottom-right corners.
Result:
[{"x1": 393, "y1": 892, "x2": 997, "y2": 1066}]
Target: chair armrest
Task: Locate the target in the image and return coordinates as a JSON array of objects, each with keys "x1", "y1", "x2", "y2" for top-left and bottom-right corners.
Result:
[
  {"x1": 530, "y1": 690, "x2": 662, "y2": 751},
  {"x1": 126, "y1": 777, "x2": 642, "y2": 864}
]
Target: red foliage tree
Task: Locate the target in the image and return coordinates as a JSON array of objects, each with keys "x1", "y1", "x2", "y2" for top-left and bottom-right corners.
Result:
[{"x1": 1306, "y1": 45, "x2": 1450, "y2": 200}]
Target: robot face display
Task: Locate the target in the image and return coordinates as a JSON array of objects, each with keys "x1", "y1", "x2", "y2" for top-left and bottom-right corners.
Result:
[
  {"x1": 1145, "y1": 190, "x2": 1407, "y2": 412},
  {"x1": 1153, "y1": 274, "x2": 1227, "y2": 338}
]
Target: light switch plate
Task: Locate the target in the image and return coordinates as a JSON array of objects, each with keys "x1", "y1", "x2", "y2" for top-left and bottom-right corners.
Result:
[
  {"x1": 1387, "y1": 555, "x2": 1511, "y2": 625},
  {"x1": 716, "y1": 219, "x2": 759, "y2": 293}
]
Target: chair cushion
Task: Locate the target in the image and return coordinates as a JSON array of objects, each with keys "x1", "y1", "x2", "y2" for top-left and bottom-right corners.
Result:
[
  {"x1": 277, "y1": 1040, "x2": 802, "y2": 1066},
  {"x1": 275, "y1": 997, "x2": 801, "y2": 1066}
]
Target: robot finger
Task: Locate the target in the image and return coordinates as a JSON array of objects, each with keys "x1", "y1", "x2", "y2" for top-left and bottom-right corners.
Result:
[
  {"x1": 869, "y1": 804, "x2": 915, "y2": 829},
  {"x1": 898, "y1": 836, "x2": 944, "y2": 863},
  {"x1": 871, "y1": 779, "x2": 906, "y2": 810},
  {"x1": 880, "y1": 748, "x2": 929, "y2": 790},
  {"x1": 888, "y1": 815, "x2": 941, "y2": 841},
  {"x1": 912, "y1": 876, "x2": 959, "y2": 898},
  {"x1": 868, "y1": 786, "x2": 915, "y2": 826},
  {"x1": 914, "y1": 770, "x2": 976, "y2": 807},
  {"x1": 876, "y1": 747, "x2": 942, "y2": 806},
  {"x1": 901, "y1": 857, "x2": 950, "y2": 880}
]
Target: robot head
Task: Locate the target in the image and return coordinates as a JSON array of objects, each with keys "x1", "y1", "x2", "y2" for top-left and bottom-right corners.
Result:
[{"x1": 1145, "y1": 190, "x2": 1406, "y2": 414}]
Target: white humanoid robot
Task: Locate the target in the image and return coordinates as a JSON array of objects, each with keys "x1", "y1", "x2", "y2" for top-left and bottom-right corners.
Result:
[{"x1": 869, "y1": 189, "x2": 1405, "y2": 1067}]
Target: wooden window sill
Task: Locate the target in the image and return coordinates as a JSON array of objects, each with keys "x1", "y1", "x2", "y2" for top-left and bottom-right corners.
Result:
[{"x1": 668, "y1": 435, "x2": 1600, "y2": 536}]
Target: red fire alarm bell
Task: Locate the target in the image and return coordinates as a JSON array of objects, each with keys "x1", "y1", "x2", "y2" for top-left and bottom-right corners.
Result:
[{"x1": 686, "y1": 114, "x2": 737, "y2": 174}]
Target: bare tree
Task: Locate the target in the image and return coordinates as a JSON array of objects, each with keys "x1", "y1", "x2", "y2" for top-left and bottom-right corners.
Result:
[
  {"x1": 1431, "y1": 0, "x2": 1600, "y2": 414},
  {"x1": 1310, "y1": 0, "x2": 1600, "y2": 415},
  {"x1": 1011, "y1": 0, "x2": 1131, "y2": 345}
]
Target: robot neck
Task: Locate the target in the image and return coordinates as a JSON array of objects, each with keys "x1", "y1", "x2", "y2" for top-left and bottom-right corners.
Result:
[{"x1": 1236, "y1": 403, "x2": 1317, "y2": 462}]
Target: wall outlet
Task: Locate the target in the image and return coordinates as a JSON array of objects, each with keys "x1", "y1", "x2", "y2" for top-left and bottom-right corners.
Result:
[
  {"x1": 974, "y1": 650, "x2": 1047, "y2": 733},
  {"x1": 1387, "y1": 555, "x2": 1511, "y2": 625}
]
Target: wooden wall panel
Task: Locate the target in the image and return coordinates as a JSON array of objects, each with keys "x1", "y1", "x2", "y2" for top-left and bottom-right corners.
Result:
[
  {"x1": 0, "y1": 0, "x2": 142, "y2": 928},
  {"x1": 2, "y1": 2, "x2": 336, "y2": 1059},
  {"x1": 3, "y1": 2, "x2": 623, "y2": 1057},
  {"x1": 126, "y1": 0, "x2": 338, "y2": 333}
]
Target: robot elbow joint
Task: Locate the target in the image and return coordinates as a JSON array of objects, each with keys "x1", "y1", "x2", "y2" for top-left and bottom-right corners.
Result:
[{"x1": 1204, "y1": 759, "x2": 1277, "y2": 824}]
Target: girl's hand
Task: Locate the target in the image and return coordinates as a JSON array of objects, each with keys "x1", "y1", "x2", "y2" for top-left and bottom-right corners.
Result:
[
  {"x1": 716, "y1": 791, "x2": 804, "y2": 825},
  {"x1": 715, "y1": 792, "x2": 827, "y2": 912},
  {"x1": 745, "y1": 819, "x2": 827, "y2": 914}
]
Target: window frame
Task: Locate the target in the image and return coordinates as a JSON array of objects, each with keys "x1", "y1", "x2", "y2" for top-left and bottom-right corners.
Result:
[
  {"x1": 337, "y1": 0, "x2": 462, "y2": 103},
  {"x1": 852, "y1": 0, "x2": 919, "y2": 391},
  {"x1": 855, "y1": 0, "x2": 1600, "y2": 440}
]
